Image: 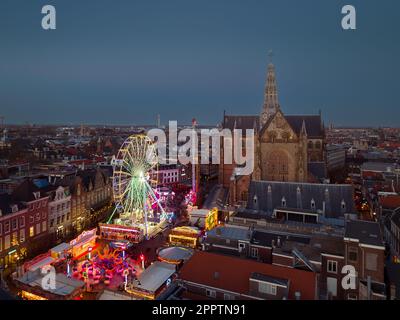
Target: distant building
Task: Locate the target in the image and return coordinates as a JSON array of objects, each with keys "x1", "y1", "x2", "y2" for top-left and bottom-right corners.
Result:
[{"x1": 326, "y1": 144, "x2": 346, "y2": 172}]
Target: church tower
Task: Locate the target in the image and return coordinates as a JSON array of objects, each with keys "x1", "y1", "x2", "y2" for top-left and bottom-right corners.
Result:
[{"x1": 260, "y1": 53, "x2": 280, "y2": 128}]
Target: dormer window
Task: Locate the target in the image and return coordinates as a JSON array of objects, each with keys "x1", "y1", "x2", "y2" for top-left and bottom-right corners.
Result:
[
  {"x1": 253, "y1": 195, "x2": 258, "y2": 205},
  {"x1": 33, "y1": 191, "x2": 40, "y2": 200},
  {"x1": 11, "y1": 204, "x2": 18, "y2": 213},
  {"x1": 341, "y1": 200, "x2": 346, "y2": 212},
  {"x1": 311, "y1": 199, "x2": 316, "y2": 210},
  {"x1": 281, "y1": 197, "x2": 286, "y2": 207}
]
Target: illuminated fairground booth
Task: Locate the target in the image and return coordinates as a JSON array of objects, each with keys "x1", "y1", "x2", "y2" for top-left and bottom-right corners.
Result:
[
  {"x1": 188, "y1": 207, "x2": 219, "y2": 231},
  {"x1": 100, "y1": 135, "x2": 169, "y2": 243},
  {"x1": 99, "y1": 223, "x2": 144, "y2": 243},
  {"x1": 168, "y1": 226, "x2": 202, "y2": 248},
  {"x1": 69, "y1": 228, "x2": 98, "y2": 260}
]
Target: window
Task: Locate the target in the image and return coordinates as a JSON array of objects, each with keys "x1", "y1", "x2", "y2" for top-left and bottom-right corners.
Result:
[
  {"x1": 311, "y1": 199, "x2": 316, "y2": 210},
  {"x1": 327, "y1": 260, "x2": 338, "y2": 274},
  {"x1": 366, "y1": 253, "x2": 378, "y2": 271},
  {"x1": 20, "y1": 229, "x2": 25, "y2": 243},
  {"x1": 251, "y1": 247, "x2": 259, "y2": 259},
  {"x1": 0, "y1": 223, "x2": 2, "y2": 235},
  {"x1": 4, "y1": 221, "x2": 10, "y2": 233},
  {"x1": 348, "y1": 247, "x2": 358, "y2": 262},
  {"x1": 36, "y1": 223, "x2": 41, "y2": 234},
  {"x1": 259, "y1": 282, "x2": 277, "y2": 295},
  {"x1": 29, "y1": 226, "x2": 34, "y2": 237},
  {"x1": 224, "y1": 293, "x2": 235, "y2": 300},
  {"x1": 42, "y1": 221, "x2": 47, "y2": 233},
  {"x1": 29, "y1": 215, "x2": 34, "y2": 223},
  {"x1": 11, "y1": 232, "x2": 18, "y2": 246},
  {"x1": 281, "y1": 197, "x2": 286, "y2": 207},
  {"x1": 12, "y1": 219, "x2": 17, "y2": 231},
  {"x1": 347, "y1": 293, "x2": 358, "y2": 300},
  {"x1": 4, "y1": 235, "x2": 10, "y2": 250},
  {"x1": 327, "y1": 277, "x2": 337, "y2": 297},
  {"x1": 19, "y1": 216, "x2": 25, "y2": 228},
  {"x1": 206, "y1": 289, "x2": 216, "y2": 298}
]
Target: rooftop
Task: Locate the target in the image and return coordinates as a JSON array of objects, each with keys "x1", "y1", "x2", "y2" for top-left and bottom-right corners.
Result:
[
  {"x1": 135, "y1": 261, "x2": 176, "y2": 293},
  {"x1": 17, "y1": 269, "x2": 85, "y2": 297},
  {"x1": 207, "y1": 226, "x2": 251, "y2": 241},
  {"x1": 344, "y1": 220, "x2": 384, "y2": 247},
  {"x1": 380, "y1": 195, "x2": 400, "y2": 210},
  {"x1": 178, "y1": 251, "x2": 317, "y2": 300}
]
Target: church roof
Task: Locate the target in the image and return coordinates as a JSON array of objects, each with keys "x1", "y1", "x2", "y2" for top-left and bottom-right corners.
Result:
[
  {"x1": 222, "y1": 115, "x2": 259, "y2": 133},
  {"x1": 246, "y1": 180, "x2": 356, "y2": 219},
  {"x1": 222, "y1": 113, "x2": 323, "y2": 138},
  {"x1": 285, "y1": 115, "x2": 324, "y2": 138}
]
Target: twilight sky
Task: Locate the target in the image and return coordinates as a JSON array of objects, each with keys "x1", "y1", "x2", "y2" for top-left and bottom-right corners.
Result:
[{"x1": 0, "y1": 0, "x2": 399, "y2": 127}]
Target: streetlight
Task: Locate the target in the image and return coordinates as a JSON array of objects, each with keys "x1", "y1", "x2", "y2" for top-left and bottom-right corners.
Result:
[{"x1": 139, "y1": 253, "x2": 145, "y2": 270}]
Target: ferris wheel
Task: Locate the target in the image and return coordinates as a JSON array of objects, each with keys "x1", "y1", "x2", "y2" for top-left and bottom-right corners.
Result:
[{"x1": 110, "y1": 134, "x2": 166, "y2": 235}]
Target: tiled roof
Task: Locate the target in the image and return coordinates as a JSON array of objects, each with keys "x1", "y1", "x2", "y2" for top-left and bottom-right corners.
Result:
[
  {"x1": 246, "y1": 180, "x2": 355, "y2": 218},
  {"x1": 380, "y1": 195, "x2": 400, "y2": 210},
  {"x1": 344, "y1": 220, "x2": 384, "y2": 247},
  {"x1": 222, "y1": 115, "x2": 259, "y2": 133},
  {"x1": 222, "y1": 114, "x2": 324, "y2": 139},
  {"x1": 285, "y1": 115, "x2": 323, "y2": 138},
  {"x1": 0, "y1": 194, "x2": 26, "y2": 215},
  {"x1": 11, "y1": 178, "x2": 45, "y2": 202},
  {"x1": 178, "y1": 251, "x2": 317, "y2": 300}
]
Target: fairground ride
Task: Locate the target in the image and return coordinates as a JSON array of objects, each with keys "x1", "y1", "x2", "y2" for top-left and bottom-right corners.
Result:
[{"x1": 99, "y1": 135, "x2": 168, "y2": 242}]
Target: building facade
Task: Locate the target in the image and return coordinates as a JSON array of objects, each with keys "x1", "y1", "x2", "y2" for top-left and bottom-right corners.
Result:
[{"x1": 218, "y1": 61, "x2": 325, "y2": 205}]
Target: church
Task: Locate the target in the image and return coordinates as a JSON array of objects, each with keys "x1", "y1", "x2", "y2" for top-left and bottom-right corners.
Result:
[{"x1": 218, "y1": 59, "x2": 326, "y2": 205}]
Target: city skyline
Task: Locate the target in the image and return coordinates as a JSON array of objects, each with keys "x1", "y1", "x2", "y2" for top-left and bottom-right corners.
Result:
[{"x1": 1, "y1": 1, "x2": 399, "y2": 126}]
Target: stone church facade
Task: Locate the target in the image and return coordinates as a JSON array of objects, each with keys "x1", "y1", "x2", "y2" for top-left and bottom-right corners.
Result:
[{"x1": 218, "y1": 61, "x2": 325, "y2": 205}]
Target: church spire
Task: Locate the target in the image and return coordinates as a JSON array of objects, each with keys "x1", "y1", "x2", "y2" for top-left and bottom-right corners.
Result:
[{"x1": 260, "y1": 51, "x2": 280, "y2": 127}]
